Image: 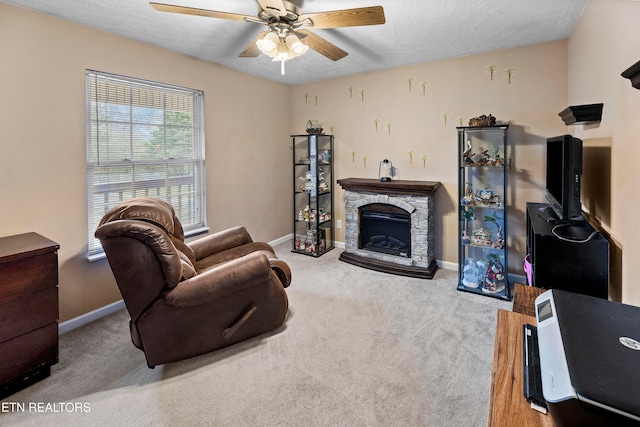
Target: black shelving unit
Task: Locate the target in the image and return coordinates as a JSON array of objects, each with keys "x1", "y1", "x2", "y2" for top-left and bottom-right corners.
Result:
[
  {"x1": 457, "y1": 125, "x2": 510, "y2": 301},
  {"x1": 292, "y1": 134, "x2": 334, "y2": 257}
]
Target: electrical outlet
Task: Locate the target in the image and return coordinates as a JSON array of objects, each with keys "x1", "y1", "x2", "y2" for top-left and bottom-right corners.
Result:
[{"x1": 336, "y1": 219, "x2": 342, "y2": 229}]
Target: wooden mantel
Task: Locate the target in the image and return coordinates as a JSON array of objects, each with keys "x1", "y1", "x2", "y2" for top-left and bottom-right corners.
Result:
[{"x1": 336, "y1": 178, "x2": 442, "y2": 195}]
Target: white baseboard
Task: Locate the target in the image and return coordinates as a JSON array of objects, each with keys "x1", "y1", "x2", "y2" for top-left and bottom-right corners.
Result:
[
  {"x1": 269, "y1": 233, "x2": 293, "y2": 246},
  {"x1": 59, "y1": 299, "x2": 125, "y2": 335},
  {"x1": 438, "y1": 260, "x2": 458, "y2": 271}
]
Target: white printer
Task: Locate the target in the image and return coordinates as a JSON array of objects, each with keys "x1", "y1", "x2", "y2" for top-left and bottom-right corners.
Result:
[{"x1": 535, "y1": 289, "x2": 640, "y2": 426}]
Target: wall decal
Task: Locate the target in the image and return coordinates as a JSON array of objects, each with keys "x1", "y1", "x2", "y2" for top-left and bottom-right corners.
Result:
[
  {"x1": 374, "y1": 118, "x2": 381, "y2": 131},
  {"x1": 314, "y1": 94, "x2": 319, "y2": 106},
  {"x1": 362, "y1": 155, "x2": 368, "y2": 168},
  {"x1": 441, "y1": 112, "x2": 450, "y2": 126},
  {"x1": 420, "y1": 81, "x2": 429, "y2": 95},
  {"x1": 503, "y1": 67, "x2": 517, "y2": 84},
  {"x1": 420, "y1": 154, "x2": 429, "y2": 168},
  {"x1": 406, "y1": 77, "x2": 415, "y2": 92},
  {"x1": 329, "y1": 125, "x2": 335, "y2": 134},
  {"x1": 351, "y1": 150, "x2": 357, "y2": 163},
  {"x1": 385, "y1": 121, "x2": 393, "y2": 135},
  {"x1": 485, "y1": 64, "x2": 498, "y2": 80},
  {"x1": 407, "y1": 150, "x2": 415, "y2": 164},
  {"x1": 304, "y1": 92, "x2": 309, "y2": 104},
  {"x1": 348, "y1": 86, "x2": 355, "y2": 98},
  {"x1": 360, "y1": 89, "x2": 366, "y2": 102},
  {"x1": 457, "y1": 117, "x2": 466, "y2": 126}
]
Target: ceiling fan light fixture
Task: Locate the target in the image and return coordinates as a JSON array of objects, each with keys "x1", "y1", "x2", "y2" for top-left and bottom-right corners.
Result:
[
  {"x1": 150, "y1": 2, "x2": 387, "y2": 75},
  {"x1": 285, "y1": 34, "x2": 307, "y2": 56},
  {"x1": 257, "y1": 31, "x2": 279, "y2": 54}
]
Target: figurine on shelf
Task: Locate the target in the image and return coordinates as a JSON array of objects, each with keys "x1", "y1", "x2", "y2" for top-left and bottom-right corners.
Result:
[
  {"x1": 461, "y1": 182, "x2": 475, "y2": 206},
  {"x1": 484, "y1": 213, "x2": 504, "y2": 249},
  {"x1": 305, "y1": 229, "x2": 317, "y2": 254},
  {"x1": 470, "y1": 147, "x2": 490, "y2": 165},
  {"x1": 462, "y1": 258, "x2": 479, "y2": 288},
  {"x1": 463, "y1": 141, "x2": 474, "y2": 166},
  {"x1": 461, "y1": 206, "x2": 475, "y2": 244},
  {"x1": 318, "y1": 167, "x2": 329, "y2": 192},
  {"x1": 468, "y1": 114, "x2": 496, "y2": 127},
  {"x1": 318, "y1": 150, "x2": 331, "y2": 165},
  {"x1": 319, "y1": 208, "x2": 331, "y2": 222},
  {"x1": 306, "y1": 120, "x2": 323, "y2": 135},
  {"x1": 299, "y1": 171, "x2": 314, "y2": 192},
  {"x1": 483, "y1": 254, "x2": 506, "y2": 294},
  {"x1": 477, "y1": 189, "x2": 494, "y2": 205},
  {"x1": 472, "y1": 228, "x2": 492, "y2": 246}
]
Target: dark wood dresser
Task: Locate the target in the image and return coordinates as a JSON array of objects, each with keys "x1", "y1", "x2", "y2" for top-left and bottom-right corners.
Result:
[{"x1": 0, "y1": 232, "x2": 59, "y2": 398}]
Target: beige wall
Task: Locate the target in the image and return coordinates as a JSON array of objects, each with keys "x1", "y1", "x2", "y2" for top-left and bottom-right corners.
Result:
[
  {"x1": 3, "y1": 0, "x2": 638, "y2": 322},
  {"x1": 290, "y1": 41, "x2": 569, "y2": 275},
  {"x1": 568, "y1": 0, "x2": 640, "y2": 305},
  {"x1": 0, "y1": 3, "x2": 291, "y2": 321}
]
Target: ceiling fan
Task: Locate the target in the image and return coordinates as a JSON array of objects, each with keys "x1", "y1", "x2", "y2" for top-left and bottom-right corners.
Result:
[{"x1": 150, "y1": 0, "x2": 386, "y2": 74}]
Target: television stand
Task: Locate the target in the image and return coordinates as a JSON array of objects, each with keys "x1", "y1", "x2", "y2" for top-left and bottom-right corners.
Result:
[
  {"x1": 551, "y1": 222, "x2": 599, "y2": 242},
  {"x1": 526, "y1": 202, "x2": 609, "y2": 298},
  {"x1": 536, "y1": 205, "x2": 559, "y2": 223}
]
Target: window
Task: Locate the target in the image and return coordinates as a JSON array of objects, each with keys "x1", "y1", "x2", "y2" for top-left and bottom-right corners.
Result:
[{"x1": 86, "y1": 70, "x2": 207, "y2": 259}]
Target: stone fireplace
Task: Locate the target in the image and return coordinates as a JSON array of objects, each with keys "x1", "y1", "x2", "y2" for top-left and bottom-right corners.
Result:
[{"x1": 337, "y1": 178, "x2": 442, "y2": 279}]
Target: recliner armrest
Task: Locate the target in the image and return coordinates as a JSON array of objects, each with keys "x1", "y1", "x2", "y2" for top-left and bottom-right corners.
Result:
[
  {"x1": 268, "y1": 258, "x2": 292, "y2": 288},
  {"x1": 163, "y1": 251, "x2": 272, "y2": 308},
  {"x1": 189, "y1": 226, "x2": 253, "y2": 261}
]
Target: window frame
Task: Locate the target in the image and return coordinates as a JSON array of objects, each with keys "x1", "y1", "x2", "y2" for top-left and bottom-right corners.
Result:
[{"x1": 85, "y1": 70, "x2": 207, "y2": 260}]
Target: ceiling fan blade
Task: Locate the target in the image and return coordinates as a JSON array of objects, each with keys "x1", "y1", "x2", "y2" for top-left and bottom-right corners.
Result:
[
  {"x1": 238, "y1": 31, "x2": 269, "y2": 57},
  {"x1": 256, "y1": 0, "x2": 288, "y2": 17},
  {"x1": 298, "y1": 6, "x2": 385, "y2": 29},
  {"x1": 297, "y1": 30, "x2": 348, "y2": 61},
  {"x1": 150, "y1": 2, "x2": 248, "y2": 21}
]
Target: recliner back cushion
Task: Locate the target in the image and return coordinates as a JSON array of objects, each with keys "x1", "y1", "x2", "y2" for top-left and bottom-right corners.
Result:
[
  {"x1": 99, "y1": 197, "x2": 176, "y2": 236},
  {"x1": 96, "y1": 220, "x2": 183, "y2": 289}
]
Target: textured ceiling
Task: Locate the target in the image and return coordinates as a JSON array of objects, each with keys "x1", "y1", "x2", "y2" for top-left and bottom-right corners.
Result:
[{"x1": 3, "y1": 0, "x2": 588, "y2": 85}]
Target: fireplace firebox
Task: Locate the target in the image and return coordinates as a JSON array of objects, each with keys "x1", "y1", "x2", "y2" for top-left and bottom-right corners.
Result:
[{"x1": 359, "y1": 204, "x2": 411, "y2": 257}]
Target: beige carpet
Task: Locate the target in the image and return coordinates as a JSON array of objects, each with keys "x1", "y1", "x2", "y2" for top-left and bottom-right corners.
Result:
[{"x1": 1, "y1": 242, "x2": 511, "y2": 426}]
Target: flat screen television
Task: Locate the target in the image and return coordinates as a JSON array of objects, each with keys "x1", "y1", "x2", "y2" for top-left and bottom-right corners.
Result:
[{"x1": 545, "y1": 135, "x2": 583, "y2": 223}]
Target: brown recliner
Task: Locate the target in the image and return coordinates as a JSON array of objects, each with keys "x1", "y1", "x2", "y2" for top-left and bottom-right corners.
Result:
[{"x1": 94, "y1": 197, "x2": 291, "y2": 368}]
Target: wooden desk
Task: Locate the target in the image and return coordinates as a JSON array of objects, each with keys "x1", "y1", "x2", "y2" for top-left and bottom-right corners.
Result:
[
  {"x1": 487, "y1": 309, "x2": 554, "y2": 427},
  {"x1": 513, "y1": 283, "x2": 546, "y2": 317}
]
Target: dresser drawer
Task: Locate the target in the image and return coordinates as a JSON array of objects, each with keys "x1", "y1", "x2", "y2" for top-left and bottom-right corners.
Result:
[
  {"x1": 0, "y1": 323, "x2": 58, "y2": 384},
  {"x1": 0, "y1": 287, "x2": 58, "y2": 343},
  {"x1": 0, "y1": 252, "x2": 58, "y2": 301}
]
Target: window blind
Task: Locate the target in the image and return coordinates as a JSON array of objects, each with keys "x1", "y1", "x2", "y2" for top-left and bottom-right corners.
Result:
[{"x1": 86, "y1": 70, "x2": 207, "y2": 259}]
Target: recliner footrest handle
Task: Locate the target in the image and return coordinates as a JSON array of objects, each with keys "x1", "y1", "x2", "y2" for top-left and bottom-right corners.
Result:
[{"x1": 222, "y1": 305, "x2": 258, "y2": 340}]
